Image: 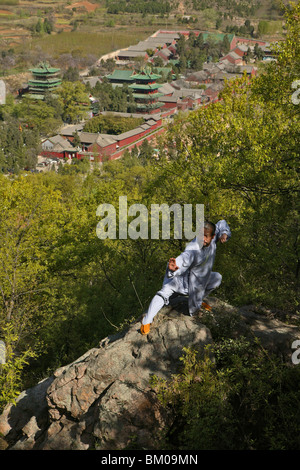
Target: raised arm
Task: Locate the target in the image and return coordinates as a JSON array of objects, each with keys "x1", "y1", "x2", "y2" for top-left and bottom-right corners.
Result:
[{"x1": 215, "y1": 219, "x2": 231, "y2": 243}]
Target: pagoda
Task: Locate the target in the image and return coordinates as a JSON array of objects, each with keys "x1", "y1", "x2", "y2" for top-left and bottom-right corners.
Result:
[
  {"x1": 28, "y1": 62, "x2": 62, "y2": 99},
  {"x1": 129, "y1": 68, "x2": 164, "y2": 114}
]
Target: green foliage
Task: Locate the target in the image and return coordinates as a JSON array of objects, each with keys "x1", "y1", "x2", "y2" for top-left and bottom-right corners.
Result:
[
  {"x1": 192, "y1": 0, "x2": 261, "y2": 17},
  {"x1": 56, "y1": 81, "x2": 90, "y2": 123},
  {"x1": 0, "y1": 324, "x2": 37, "y2": 410},
  {"x1": 252, "y1": 2, "x2": 300, "y2": 111},
  {"x1": 174, "y1": 32, "x2": 230, "y2": 72},
  {"x1": 63, "y1": 66, "x2": 80, "y2": 82},
  {"x1": 0, "y1": 0, "x2": 19, "y2": 4},
  {"x1": 0, "y1": 159, "x2": 171, "y2": 408},
  {"x1": 0, "y1": 117, "x2": 40, "y2": 172},
  {"x1": 150, "y1": 9, "x2": 300, "y2": 449},
  {"x1": 226, "y1": 19, "x2": 255, "y2": 37},
  {"x1": 90, "y1": 80, "x2": 136, "y2": 113},
  {"x1": 32, "y1": 17, "x2": 53, "y2": 35},
  {"x1": 83, "y1": 113, "x2": 143, "y2": 134},
  {"x1": 13, "y1": 96, "x2": 62, "y2": 135},
  {"x1": 29, "y1": 31, "x2": 147, "y2": 61},
  {"x1": 0, "y1": 6, "x2": 298, "y2": 448},
  {"x1": 151, "y1": 338, "x2": 300, "y2": 450},
  {"x1": 258, "y1": 19, "x2": 282, "y2": 36},
  {"x1": 0, "y1": 172, "x2": 94, "y2": 399},
  {"x1": 156, "y1": 4, "x2": 300, "y2": 310},
  {"x1": 106, "y1": 0, "x2": 171, "y2": 15}
]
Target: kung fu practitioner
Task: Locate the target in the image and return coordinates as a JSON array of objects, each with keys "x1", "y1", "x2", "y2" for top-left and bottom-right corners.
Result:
[{"x1": 141, "y1": 220, "x2": 231, "y2": 335}]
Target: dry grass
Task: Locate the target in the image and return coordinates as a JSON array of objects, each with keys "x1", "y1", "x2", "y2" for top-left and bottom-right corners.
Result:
[
  {"x1": 28, "y1": 30, "x2": 149, "y2": 59},
  {"x1": 0, "y1": 0, "x2": 287, "y2": 59}
]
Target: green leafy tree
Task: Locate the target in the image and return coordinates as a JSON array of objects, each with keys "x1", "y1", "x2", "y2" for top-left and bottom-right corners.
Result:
[
  {"x1": 35, "y1": 18, "x2": 43, "y2": 33},
  {"x1": 152, "y1": 337, "x2": 300, "y2": 450},
  {"x1": 0, "y1": 172, "x2": 99, "y2": 405},
  {"x1": 0, "y1": 117, "x2": 40, "y2": 172},
  {"x1": 43, "y1": 17, "x2": 53, "y2": 34},
  {"x1": 0, "y1": 324, "x2": 37, "y2": 410},
  {"x1": 57, "y1": 81, "x2": 90, "y2": 123},
  {"x1": 138, "y1": 138, "x2": 154, "y2": 165},
  {"x1": 150, "y1": 3, "x2": 300, "y2": 311},
  {"x1": 83, "y1": 114, "x2": 143, "y2": 134},
  {"x1": 89, "y1": 80, "x2": 135, "y2": 113},
  {"x1": 0, "y1": 2, "x2": 298, "y2": 428},
  {"x1": 63, "y1": 66, "x2": 80, "y2": 82},
  {"x1": 14, "y1": 96, "x2": 61, "y2": 135}
]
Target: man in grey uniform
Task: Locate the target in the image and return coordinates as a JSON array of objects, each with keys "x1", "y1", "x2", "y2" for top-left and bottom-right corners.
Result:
[{"x1": 141, "y1": 220, "x2": 231, "y2": 335}]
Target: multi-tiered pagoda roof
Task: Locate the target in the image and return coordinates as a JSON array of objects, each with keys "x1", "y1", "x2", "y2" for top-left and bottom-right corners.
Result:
[
  {"x1": 128, "y1": 69, "x2": 164, "y2": 113},
  {"x1": 28, "y1": 62, "x2": 62, "y2": 99}
]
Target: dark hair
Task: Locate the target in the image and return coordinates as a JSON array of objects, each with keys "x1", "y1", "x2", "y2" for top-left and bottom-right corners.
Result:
[{"x1": 204, "y1": 221, "x2": 216, "y2": 235}]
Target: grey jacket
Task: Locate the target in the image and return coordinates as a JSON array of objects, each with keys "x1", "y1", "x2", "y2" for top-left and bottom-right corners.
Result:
[{"x1": 166, "y1": 219, "x2": 231, "y2": 314}]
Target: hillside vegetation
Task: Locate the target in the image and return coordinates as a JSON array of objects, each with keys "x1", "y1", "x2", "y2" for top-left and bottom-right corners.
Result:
[
  {"x1": 0, "y1": 0, "x2": 299, "y2": 413},
  {"x1": 0, "y1": 0, "x2": 299, "y2": 451},
  {"x1": 0, "y1": 0, "x2": 287, "y2": 75}
]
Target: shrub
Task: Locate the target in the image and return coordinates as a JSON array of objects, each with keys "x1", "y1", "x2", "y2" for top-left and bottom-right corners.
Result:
[{"x1": 151, "y1": 340, "x2": 300, "y2": 450}]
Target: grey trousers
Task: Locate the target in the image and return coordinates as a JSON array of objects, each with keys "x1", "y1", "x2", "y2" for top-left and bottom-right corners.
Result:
[{"x1": 142, "y1": 271, "x2": 222, "y2": 325}]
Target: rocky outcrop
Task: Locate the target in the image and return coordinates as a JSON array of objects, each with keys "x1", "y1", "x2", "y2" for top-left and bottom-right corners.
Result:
[{"x1": 0, "y1": 297, "x2": 299, "y2": 450}]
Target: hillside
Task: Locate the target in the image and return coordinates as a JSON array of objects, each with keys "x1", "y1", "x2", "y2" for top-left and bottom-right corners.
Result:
[
  {"x1": 1, "y1": 297, "x2": 300, "y2": 450},
  {"x1": 0, "y1": 0, "x2": 286, "y2": 75},
  {"x1": 0, "y1": 0, "x2": 299, "y2": 453}
]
